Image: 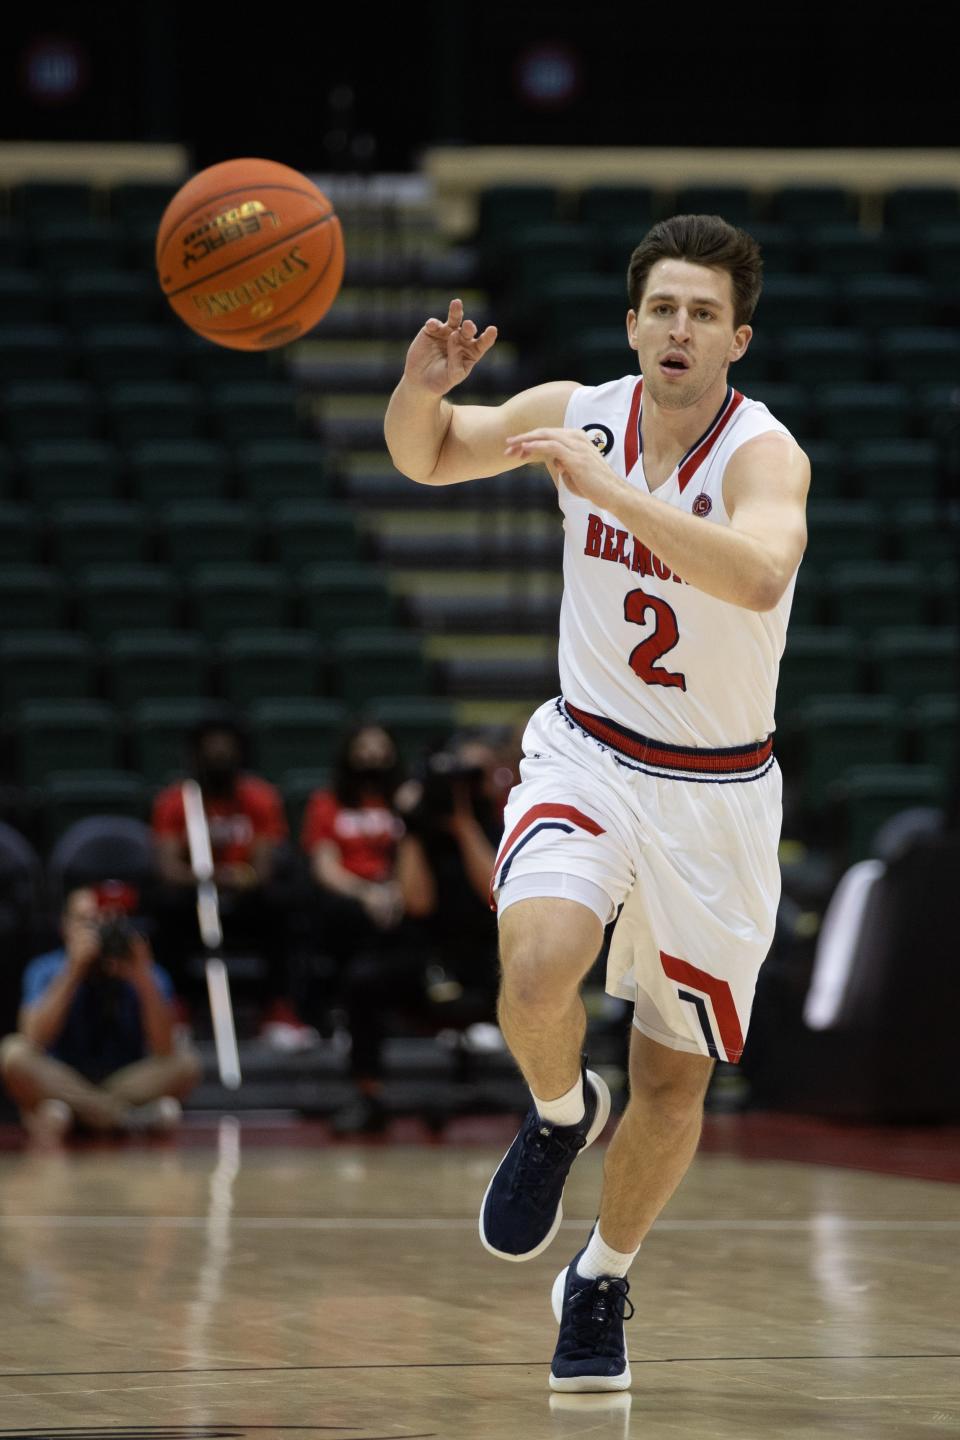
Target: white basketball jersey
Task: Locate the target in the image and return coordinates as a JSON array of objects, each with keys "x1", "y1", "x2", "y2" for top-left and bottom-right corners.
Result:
[{"x1": 559, "y1": 375, "x2": 797, "y2": 748}]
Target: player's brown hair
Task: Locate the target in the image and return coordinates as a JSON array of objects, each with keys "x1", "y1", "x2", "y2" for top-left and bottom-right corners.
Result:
[{"x1": 627, "y1": 215, "x2": 763, "y2": 328}]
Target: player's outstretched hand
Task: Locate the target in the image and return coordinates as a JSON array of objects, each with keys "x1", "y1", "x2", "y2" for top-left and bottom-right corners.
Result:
[{"x1": 403, "y1": 298, "x2": 498, "y2": 397}]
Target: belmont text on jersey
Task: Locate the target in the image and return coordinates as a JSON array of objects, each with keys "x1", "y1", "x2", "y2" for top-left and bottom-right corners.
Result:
[{"x1": 558, "y1": 374, "x2": 798, "y2": 749}]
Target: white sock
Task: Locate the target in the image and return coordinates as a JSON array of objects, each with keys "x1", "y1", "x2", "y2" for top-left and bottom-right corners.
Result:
[
  {"x1": 532, "y1": 1074, "x2": 585, "y2": 1127},
  {"x1": 576, "y1": 1226, "x2": 639, "y2": 1280}
]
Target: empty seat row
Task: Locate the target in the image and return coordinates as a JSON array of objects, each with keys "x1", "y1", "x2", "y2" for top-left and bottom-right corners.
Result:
[
  {"x1": 0, "y1": 500, "x2": 363, "y2": 569},
  {"x1": 1, "y1": 680, "x2": 440, "y2": 792},
  {"x1": 777, "y1": 625, "x2": 959, "y2": 712},
  {"x1": 476, "y1": 184, "x2": 960, "y2": 239},
  {"x1": 0, "y1": 319, "x2": 280, "y2": 383},
  {"x1": 0, "y1": 438, "x2": 333, "y2": 505},
  {"x1": 0, "y1": 561, "x2": 401, "y2": 639}
]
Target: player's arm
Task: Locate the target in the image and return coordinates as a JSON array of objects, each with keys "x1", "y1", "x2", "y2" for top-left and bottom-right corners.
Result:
[
  {"x1": 505, "y1": 427, "x2": 809, "y2": 612},
  {"x1": 384, "y1": 297, "x2": 578, "y2": 485}
]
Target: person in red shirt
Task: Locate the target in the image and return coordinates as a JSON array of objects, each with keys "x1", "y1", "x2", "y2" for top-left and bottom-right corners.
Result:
[{"x1": 151, "y1": 712, "x2": 305, "y2": 1045}]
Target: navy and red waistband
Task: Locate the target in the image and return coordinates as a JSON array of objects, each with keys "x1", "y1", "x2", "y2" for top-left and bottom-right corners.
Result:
[{"x1": 561, "y1": 699, "x2": 774, "y2": 778}]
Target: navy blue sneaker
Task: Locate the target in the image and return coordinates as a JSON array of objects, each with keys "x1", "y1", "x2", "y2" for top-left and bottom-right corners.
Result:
[
  {"x1": 549, "y1": 1246, "x2": 634, "y2": 1392},
  {"x1": 479, "y1": 1068, "x2": 610, "y2": 1262}
]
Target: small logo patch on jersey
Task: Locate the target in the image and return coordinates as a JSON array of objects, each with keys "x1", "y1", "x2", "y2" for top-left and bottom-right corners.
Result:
[
  {"x1": 582, "y1": 423, "x2": 614, "y2": 456},
  {"x1": 692, "y1": 493, "x2": 713, "y2": 516}
]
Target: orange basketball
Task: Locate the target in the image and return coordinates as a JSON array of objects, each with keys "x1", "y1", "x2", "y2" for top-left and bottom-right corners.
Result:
[{"x1": 156, "y1": 157, "x2": 345, "y2": 350}]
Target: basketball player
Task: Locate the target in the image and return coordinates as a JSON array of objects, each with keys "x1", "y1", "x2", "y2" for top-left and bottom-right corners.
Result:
[{"x1": 384, "y1": 215, "x2": 809, "y2": 1391}]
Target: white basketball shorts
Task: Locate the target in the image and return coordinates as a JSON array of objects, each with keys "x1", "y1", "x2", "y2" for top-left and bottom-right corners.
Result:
[{"x1": 491, "y1": 698, "x2": 783, "y2": 1064}]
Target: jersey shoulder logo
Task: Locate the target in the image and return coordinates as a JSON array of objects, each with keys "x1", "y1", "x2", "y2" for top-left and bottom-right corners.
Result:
[
  {"x1": 582, "y1": 423, "x2": 614, "y2": 456},
  {"x1": 692, "y1": 493, "x2": 712, "y2": 517}
]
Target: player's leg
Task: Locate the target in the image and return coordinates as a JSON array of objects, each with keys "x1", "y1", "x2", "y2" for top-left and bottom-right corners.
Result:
[{"x1": 497, "y1": 895, "x2": 602, "y2": 1102}]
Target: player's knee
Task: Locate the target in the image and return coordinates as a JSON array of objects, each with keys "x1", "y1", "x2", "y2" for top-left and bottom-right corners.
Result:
[
  {"x1": 629, "y1": 1043, "x2": 714, "y2": 1118},
  {"x1": 499, "y1": 946, "x2": 579, "y2": 1016}
]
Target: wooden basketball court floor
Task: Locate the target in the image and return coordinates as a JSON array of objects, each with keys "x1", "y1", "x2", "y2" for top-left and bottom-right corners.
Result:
[{"x1": 0, "y1": 1116, "x2": 957, "y2": 1440}]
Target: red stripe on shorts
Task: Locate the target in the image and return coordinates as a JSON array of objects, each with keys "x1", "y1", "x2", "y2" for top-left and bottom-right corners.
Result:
[{"x1": 659, "y1": 950, "x2": 745, "y2": 1062}]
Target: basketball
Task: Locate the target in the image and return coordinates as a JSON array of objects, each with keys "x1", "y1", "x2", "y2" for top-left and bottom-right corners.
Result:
[{"x1": 155, "y1": 157, "x2": 345, "y2": 350}]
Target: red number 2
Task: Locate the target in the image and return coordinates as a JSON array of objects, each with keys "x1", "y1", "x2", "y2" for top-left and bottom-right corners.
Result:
[{"x1": 624, "y1": 588, "x2": 687, "y2": 691}]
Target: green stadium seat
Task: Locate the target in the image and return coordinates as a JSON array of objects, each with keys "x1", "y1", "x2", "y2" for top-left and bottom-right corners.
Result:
[
  {"x1": 0, "y1": 325, "x2": 75, "y2": 382},
  {"x1": 35, "y1": 219, "x2": 125, "y2": 274},
  {"x1": 299, "y1": 562, "x2": 395, "y2": 632},
  {"x1": 877, "y1": 329, "x2": 960, "y2": 386},
  {"x1": 18, "y1": 439, "x2": 122, "y2": 504},
  {"x1": 917, "y1": 225, "x2": 960, "y2": 284},
  {"x1": 187, "y1": 563, "x2": 289, "y2": 639},
  {"x1": 912, "y1": 696, "x2": 958, "y2": 775},
  {"x1": 846, "y1": 441, "x2": 940, "y2": 505},
  {"x1": 804, "y1": 441, "x2": 846, "y2": 500},
  {"x1": 916, "y1": 385, "x2": 960, "y2": 445},
  {"x1": 76, "y1": 565, "x2": 181, "y2": 640},
  {"x1": 59, "y1": 271, "x2": 162, "y2": 328},
  {"x1": 219, "y1": 630, "x2": 325, "y2": 704},
  {"x1": 362, "y1": 696, "x2": 457, "y2": 765},
  {"x1": 208, "y1": 382, "x2": 300, "y2": 442},
  {"x1": 248, "y1": 698, "x2": 349, "y2": 774},
  {"x1": 49, "y1": 501, "x2": 149, "y2": 572},
  {"x1": 269, "y1": 502, "x2": 362, "y2": 567},
  {"x1": 539, "y1": 276, "x2": 629, "y2": 351},
  {"x1": 477, "y1": 186, "x2": 560, "y2": 244},
  {"x1": 830, "y1": 764, "x2": 946, "y2": 862},
  {"x1": 501, "y1": 225, "x2": 592, "y2": 295},
  {"x1": 280, "y1": 768, "x2": 333, "y2": 838},
  {"x1": 840, "y1": 276, "x2": 935, "y2": 328},
  {"x1": 788, "y1": 563, "x2": 822, "y2": 627},
  {"x1": 0, "y1": 567, "x2": 64, "y2": 630},
  {"x1": 729, "y1": 333, "x2": 776, "y2": 389},
  {"x1": 180, "y1": 339, "x2": 273, "y2": 387},
  {"x1": 814, "y1": 384, "x2": 911, "y2": 442},
  {"x1": 105, "y1": 381, "x2": 204, "y2": 444},
  {"x1": 828, "y1": 562, "x2": 927, "y2": 632},
  {"x1": 3, "y1": 381, "x2": 101, "y2": 444},
  {"x1": 805, "y1": 501, "x2": 884, "y2": 566},
  {"x1": 0, "y1": 632, "x2": 95, "y2": 706},
  {"x1": 884, "y1": 186, "x2": 960, "y2": 232},
  {"x1": 892, "y1": 503, "x2": 957, "y2": 567},
  {"x1": 745, "y1": 384, "x2": 811, "y2": 439},
  {"x1": 593, "y1": 223, "x2": 656, "y2": 275},
  {"x1": 578, "y1": 185, "x2": 655, "y2": 229},
  {"x1": 127, "y1": 439, "x2": 232, "y2": 504},
  {"x1": 103, "y1": 631, "x2": 212, "y2": 707},
  {"x1": 0, "y1": 269, "x2": 50, "y2": 324},
  {"x1": 0, "y1": 502, "x2": 39, "y2": 563},
  {"x1": 332, "y1": 629, "x2": 430, "y2": 706},
  {"x1": 41, "y1": 771, "x2": 149, "y2": 843},
  {"x1": 0, "y1": 224, "x2": 25, "y2": 267},
  {"x1": 129, "y1": 697, "x2": 214, "y2": 784},
  {"x1": 79, "y1": 324, "x2": 182, "y2": 383},
  {"x1": 15, "y1": 700, "x2": 120, "y2": 786},
  {"x1": 769, "y1": 186, "x2": 854, "y2": 226},
  {"x1": 158, "y1": 500, "x2": 259, "y2": 571},
  {"x1": 235, "y1": 438, "x2": 333, "y2": 504},
  {"x1": 756, "y1": 276, "x2": 838, "y2": 329},
  {"x1": 798, "y1": 695, "x2": 904, "y2": 811},
  {"x1": 870, "y1": 629, "x2": 957, "y2": 704},
  {"x1": 779, "y1": 329, "x2": 871, "y2": 385},
  {"x1": 675, "y1": 186, "x2": 754, "y2": 225},
  {"x1": 110, "y1": 181, "x2": 179, "y2": 225},
  {"x1": 936, "y1": 563, "x2": 958, "y2": 626},
  {"x1": 13, "y1": 182, "x2": 93, "y2": 222},
  {"x1": 745, "y1": 223, "x2": 804, "y2": 277},
  {"x1": 777, "y1": 627, "x2": 863, "y2": 715},
  {"x1": 802, "y1": 224, "x2": 895, "y2": 277},
  {"x1": 569, "y1": 329, "x2": 635, "y2": 387}
]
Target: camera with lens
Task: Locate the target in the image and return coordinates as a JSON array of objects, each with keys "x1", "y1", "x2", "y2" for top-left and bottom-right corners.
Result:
[
  {"x1": 96, "y1": 914, "x2": 138, "y2": 963},
  {"x1": 417, "y1": 749, "x2": 486, "y2": 822}
]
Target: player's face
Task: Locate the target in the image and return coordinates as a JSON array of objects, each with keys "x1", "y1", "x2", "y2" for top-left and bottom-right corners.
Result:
[{"x1": 627, "y1": 258, "x2": 751, "y2": 409}]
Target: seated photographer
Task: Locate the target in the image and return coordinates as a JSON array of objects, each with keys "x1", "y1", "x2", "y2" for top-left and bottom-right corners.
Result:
[
  {"x1": 332, "y1": 736, "x2": 502, "y2": 1135},
  {"x1": 0, "y1": 883, "x2": 202, "y2": 1144},
  {"x1": 151, "y1": 711, "x2": 303, "y2": 1045},
  {"x1": 302, "y1": 723, "x2": 406, "y2": 964}
]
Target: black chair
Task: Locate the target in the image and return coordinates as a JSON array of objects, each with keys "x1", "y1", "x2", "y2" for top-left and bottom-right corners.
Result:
[{"x1": 47, "y1": 815, "x2": 155, "y2": 911}]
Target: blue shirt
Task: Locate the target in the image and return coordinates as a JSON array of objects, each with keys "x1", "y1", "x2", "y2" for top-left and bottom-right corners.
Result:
[{"x1": 22, "y1": 950, "x2": 176, "y2": 1082}]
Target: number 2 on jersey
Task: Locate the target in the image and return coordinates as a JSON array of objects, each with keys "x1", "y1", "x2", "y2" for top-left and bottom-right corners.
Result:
[{"x1": 624, "y1": 588, "x2": 687, "y2": 691}]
